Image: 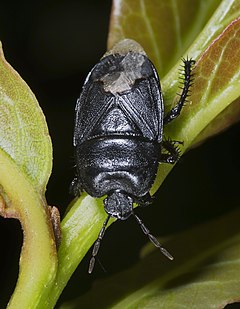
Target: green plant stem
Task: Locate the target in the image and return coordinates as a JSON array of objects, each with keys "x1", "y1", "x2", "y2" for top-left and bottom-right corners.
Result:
[
  {"x1": 0, "y1": 148, "x2": 57, "y2": 309},
  {"x1": 43, "y1": 194, "x2": 113, "y2": 308}
]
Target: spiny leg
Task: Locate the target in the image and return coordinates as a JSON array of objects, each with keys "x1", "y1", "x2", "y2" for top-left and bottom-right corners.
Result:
[
  {"x1": 160, "y1": 139, "x2": 183, "y2": 164},
  {"x1": 134, "y1": 213, "x2": 173, "y2": 260},
  {"x1": 164, "y1": 58, "x2": 195, "y2": 125},
  {"x1": 88, "y1": 215, "x2": 111, "y2": 274}
]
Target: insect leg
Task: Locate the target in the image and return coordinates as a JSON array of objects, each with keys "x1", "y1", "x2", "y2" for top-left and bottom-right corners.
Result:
[
  {"x1": 134, "y1": 214, "x2": 173, "y2": 260},
  {"x1": 88, "y1": 215, "x2": 111, "y2": 274},
  {"x1": 163, "y1": 58, "x2": 195, "y2": 125},
  {"x1": 160, "y1": 140, "x2": 183, "y2": 164},
  {"x1": 135, "y1": 193, "x2": 153, "y2": 207}
]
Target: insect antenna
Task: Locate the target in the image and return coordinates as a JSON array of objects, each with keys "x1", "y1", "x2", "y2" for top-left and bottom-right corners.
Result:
[
  {"x1": 88, "y1": 214, "x2": 111, "y2": 274},
  {"x1": 134, "y1": 213, "x2": 174, "y2": 260}
]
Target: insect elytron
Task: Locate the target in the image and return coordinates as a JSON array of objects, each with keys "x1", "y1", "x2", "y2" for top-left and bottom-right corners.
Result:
[{"x1": 71, "y1": 39, "x2": 195, "y2": 273}]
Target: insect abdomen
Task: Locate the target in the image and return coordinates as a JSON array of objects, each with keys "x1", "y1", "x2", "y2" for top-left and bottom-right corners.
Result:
[{"x1": 75, "y1": 137, "x2": 159, "y2": 197}]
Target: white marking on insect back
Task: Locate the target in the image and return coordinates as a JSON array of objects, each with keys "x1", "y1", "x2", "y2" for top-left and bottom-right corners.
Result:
[{"x1": 101, "y1": 52, "x2": 146, "y2": 94}]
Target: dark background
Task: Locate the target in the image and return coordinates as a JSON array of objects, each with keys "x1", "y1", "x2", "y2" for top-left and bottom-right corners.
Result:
[{"x1": 0, "y1": 1, "x2": 239, "y2": 308}]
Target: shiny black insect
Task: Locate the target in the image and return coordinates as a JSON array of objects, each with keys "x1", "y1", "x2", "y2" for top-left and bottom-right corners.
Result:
[{"x1": 71, "y1": 39, "x2": 195, "y2": 273}]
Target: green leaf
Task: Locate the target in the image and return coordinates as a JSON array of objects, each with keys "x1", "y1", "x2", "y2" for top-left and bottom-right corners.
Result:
[
  {"x1": 0, "y1": 43, "x2": 57, "y2": 308},
  {"x1": 154, "y1": 16, "x2": 240, "y2": 193},
  {"x1": 164, "y1": 16, "x2": 240, "y2": 147},
  {"x1": 60, "y1": 209, "x2": 240, "y2": 309},
  {"x1": 162, "y1": 0, "x2": 240, "y2": 143},
  {"x1": 0, "y1": 42, "x2": 52, "y2": 193},
  {"x1": 108, "y1": 0, "x2": 221, "y2": 76}
]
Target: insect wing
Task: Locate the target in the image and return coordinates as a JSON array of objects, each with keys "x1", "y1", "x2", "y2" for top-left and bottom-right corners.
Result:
[
  {"x1": 74, "y1": 54, "x2": 164, "y2": 145},
  {"x1": 73, "y1": 76, "x2": 114, "y2": 146},
  {"x1": 118, "y1": 66, "x2": 164, "y2": 142}
]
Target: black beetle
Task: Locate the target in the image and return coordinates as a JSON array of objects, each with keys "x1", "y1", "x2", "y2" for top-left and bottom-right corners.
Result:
[{"x1": 71, "y1": 39, "x2": 195, "y2": 273}]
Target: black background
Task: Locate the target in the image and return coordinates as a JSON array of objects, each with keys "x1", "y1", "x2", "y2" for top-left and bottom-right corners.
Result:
[{"x1": 0, "y1": 1, "x2": 239, "y2": 308}]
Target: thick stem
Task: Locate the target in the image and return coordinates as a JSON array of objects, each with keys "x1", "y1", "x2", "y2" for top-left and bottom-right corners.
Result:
[{"x1": 0, "y1": 149, "x2": 57, "y2": 309}]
